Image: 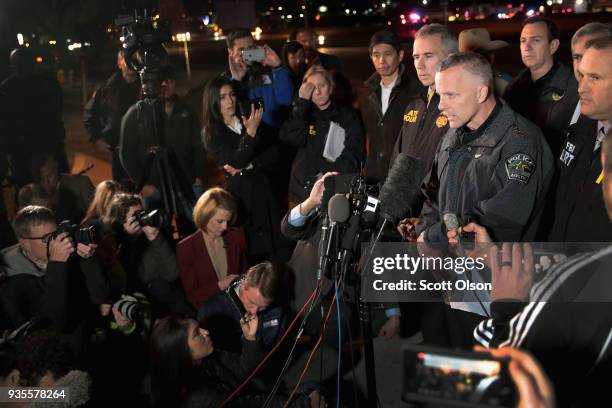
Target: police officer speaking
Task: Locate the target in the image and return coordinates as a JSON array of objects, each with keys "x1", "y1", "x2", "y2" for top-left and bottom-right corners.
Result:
[{"x1": 417, "y1": 52, "x2": 554, "y2": 244}]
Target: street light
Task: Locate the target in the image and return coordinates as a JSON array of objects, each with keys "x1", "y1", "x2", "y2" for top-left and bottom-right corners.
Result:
[{"x1": 174, "y1": 32, "x2": 192, "y2": 80}]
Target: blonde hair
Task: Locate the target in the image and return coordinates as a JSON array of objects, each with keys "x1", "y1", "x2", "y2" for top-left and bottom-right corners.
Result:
[
  {"x1": 193, "y1": 187, "x2": 237, "y2": 231},
  {"x1": 81, "y1": 180, "x2": 125, "y2": 225},
  {"x1": 303, "y1": 65, "x2": 335, "y2": 93}
]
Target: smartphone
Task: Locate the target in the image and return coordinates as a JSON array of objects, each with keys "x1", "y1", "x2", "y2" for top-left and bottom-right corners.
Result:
[
  {"x1": 226, "y1": 279, "x2": 247, "y2": 318},
  {"x1": 402, "y1": 345, "x2": 516, "y2": 407},
  {"x1": 241, "y1": 47, "x2": 266, "y2": 64},
  {"x1": 237, "y1": 98, "x2": 264, "y2": 118}
]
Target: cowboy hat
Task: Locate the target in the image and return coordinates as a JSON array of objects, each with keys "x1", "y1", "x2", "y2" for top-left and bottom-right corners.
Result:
[{"x1": 458, "y1": 28, "x2": 508, "y2": 52}]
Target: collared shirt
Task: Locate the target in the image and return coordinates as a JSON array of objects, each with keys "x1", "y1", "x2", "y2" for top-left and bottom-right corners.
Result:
[
  {"x1": 287, "y1": 204, "x2": 315, "y2": 227},
  {"x1": 594, "y1": 121, "x2": 609, "y2": 152},
  {"x1": 570, "y1": 100, "x2": 581, "y2": 126},
  {"x1": 380, "y1": 76, "x2": 398, "y2": 116},
  {"x1": 426, "y1": 86, "x2": 435, "y2": 108}
]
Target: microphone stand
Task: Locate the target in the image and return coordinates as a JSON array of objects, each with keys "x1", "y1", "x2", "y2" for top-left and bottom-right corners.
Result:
[{"x1": 342, "y1": 217, "x2": 381, "y2": 408}]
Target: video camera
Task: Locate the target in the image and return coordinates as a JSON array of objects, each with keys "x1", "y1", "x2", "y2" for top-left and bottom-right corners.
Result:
[
  {"x1": 53, "y1": 220, "x2": 97, "y2": 245},
  {"x1": 115, "y1": 12, "x2": 171, "y2": 98}
]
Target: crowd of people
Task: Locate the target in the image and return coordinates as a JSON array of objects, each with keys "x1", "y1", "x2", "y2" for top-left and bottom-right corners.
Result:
[{"x1": 1, "y1": 17, "x2": 611, "y2": 407}]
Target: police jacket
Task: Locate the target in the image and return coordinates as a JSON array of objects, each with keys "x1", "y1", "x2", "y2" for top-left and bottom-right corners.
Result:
[
  {"x1": 280, "y1": 98, "x2": 365, "y2": 204},
  {"x1": 391, "y1": 90, "x2": 449, "y2": 173},
  {"x1": 503, "y1": 62, "x2": 578, "y2": 157},
  {"x1": 83, "y1": 71, "x2": 140, "y2": 147},
  {"x1": 549, "y1": 116, "x2": 612, "y2": 241},
  {"x1": 419, "y1": 100, "x2": 554, "y2": 243},
  {"x1": 361, "y1": 64, "x2": 421, "y2": 184},
  {"x1": 197, "y1": 279, "x2": 288, "y2": 354},
  {"x1": 474, "y1": 245, "x2": 612, "y2": 407}
]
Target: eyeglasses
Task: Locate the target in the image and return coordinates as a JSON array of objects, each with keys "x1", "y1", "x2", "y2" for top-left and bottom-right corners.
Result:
[{"x1": 19, "y1": 230, "x2": 57, "y2": 244}]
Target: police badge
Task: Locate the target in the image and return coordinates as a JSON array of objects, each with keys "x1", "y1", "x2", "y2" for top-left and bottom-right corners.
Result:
[{"x1": 505, "y1": 153, "x2": 535, "y2": 183}]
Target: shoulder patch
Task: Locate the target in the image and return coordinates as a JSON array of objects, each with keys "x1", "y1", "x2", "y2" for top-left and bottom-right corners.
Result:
[
  {"x1": 505, "y1": 153, "x2": 535, "y2": 183},
  {"x1": 404, "y1": 110, "x2": 419, "y2": 123},
  {"x1": 435, "y1": 115, "x2": 448, "y2": 128}
]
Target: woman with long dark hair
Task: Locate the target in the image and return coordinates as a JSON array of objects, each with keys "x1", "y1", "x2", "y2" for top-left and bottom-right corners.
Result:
[
  {"x1": 202, "y1": 76, "x2": 288, "y2": 263},
  {"x1": 149, "y1": 315, "x2": 321, "y2": 407}
]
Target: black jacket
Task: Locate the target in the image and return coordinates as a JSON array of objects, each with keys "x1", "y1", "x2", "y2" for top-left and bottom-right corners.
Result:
[
  {"x1": 361, "y1": 64, "x2": 421, "y2": 184},
  {"x1": 204, "y1": 122, "x2": 285, "y2": 258},
  {"x1": 119, "y1": 97, "x2": 204, "y2": 190},
  {"x1": 197, "y1": 282, "x2": 288, "y2": 354},
  {"x1": 163, "y1": 96, "x2": 206, "y2": 183},
  {"x1": 181, "y1": 338, "x2": 310, "y2": 408},
  {"x1": 503, "y1": 62, "x2": 579, "y2": 157},
  {"x1": 83, "y1": 71, "x2": 140, "y2": 147},
  {"x1": 419, "y1": 101, "x2": 554, "y2": 242},
  {"x1": 280, "y1": 98, "x2": 365, "y2": 204},
  {"x1": 548, "y1": 116, "x2": 612, "y2": 241}
]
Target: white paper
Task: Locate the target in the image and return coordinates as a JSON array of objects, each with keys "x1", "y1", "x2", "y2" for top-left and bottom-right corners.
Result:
[{"x1": 323, "y1": 121, "x2": 346, "y2": 162}]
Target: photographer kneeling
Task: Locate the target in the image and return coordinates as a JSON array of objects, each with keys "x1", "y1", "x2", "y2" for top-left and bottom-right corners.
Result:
[
  {"x1": 197, "y1": 261, "x2": 288, "y2": 355},
  {"x1": 101, "y1": 193, "x2": 191, "y2": 317}
]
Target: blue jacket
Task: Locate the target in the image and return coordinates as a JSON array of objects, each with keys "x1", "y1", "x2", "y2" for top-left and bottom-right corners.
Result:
[
  {"x1": 232, "y1": 66, "x2": 294, "y2": 128},
  {"x1": 197, "y1": 287, "x2": 288, "y2": 354}
]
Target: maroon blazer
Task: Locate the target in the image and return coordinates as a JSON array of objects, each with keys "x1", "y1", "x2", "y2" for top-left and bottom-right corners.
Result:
[{"x1": 177, "y1": 227, "x2": 248, "y2": 309}]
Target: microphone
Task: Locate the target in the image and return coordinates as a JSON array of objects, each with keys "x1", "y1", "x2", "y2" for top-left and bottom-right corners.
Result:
[
  {"x1": 361, "y1": 154, "x2": 426, "y2": 274},
  {"x1": 318, "y1": 194, "x2": 350, "y2": 279},
  {"x1": 328, "y1": 193, "x2": 350, "y2": 224},
  {"x1": 321, "y1": 176, "x2": 336, "y2": 216},
  {"x1": 443, "y1": 213, "x2": 466, "y2": 257},
  {"x1": 379, "y1": 154, "x2": 426, "y2": 225},
  {"x1": 317, "y1": 176, "x2": 337, "y2": 279}
]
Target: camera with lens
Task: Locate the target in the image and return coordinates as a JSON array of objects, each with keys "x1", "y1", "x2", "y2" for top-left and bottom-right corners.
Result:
[
  {"x1": 113, "y1": 293, "x2": 151, "y2": 323},
  {"x1": 134, "y1": 209, "x2": 162, "y2": 228},
  {"x1": 115, "y1": 13, "x2": 171, "y2": 98},
  {"x1": 238, "y1": 97, "x2": 264, "y2": 118},
  {"x1": 53, "y1": 220, "x2": 97, "y2": 245}
]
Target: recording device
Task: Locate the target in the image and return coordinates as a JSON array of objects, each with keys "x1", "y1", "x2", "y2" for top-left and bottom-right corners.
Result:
[
  {"x1": 53, "y1": 220, "x2": 97, "y2": 245},
  {"x1": 379, "y1": 154, "x2": 425, "y2": 225},
  {"x1": 402, "y1": 345, "x2": 516, "y2": 408},
  {"x1": 444, "y1": 213, "x2": 467, "y2": 256},
  {"x1": 226, "y1": 277, "x2": 252, "y2": 320},
  {"x1": 115, "y1": 12, "x2": 171, "y2": 99},
  {"x1": 134, "y1": 209, "x2": 162, "y2": 228},
  {"x1": 116, "y1": 12, "x2": 196, "y2": 240},
  {"x1": 237, "y1": 97, "x2": 264, "y2": 118},
  {"x1": 241, "y1": 47, "x2": 266, "y2": 64},
  {"x1": 113, "y1": 293, "x2": 151, "y2": 323}
]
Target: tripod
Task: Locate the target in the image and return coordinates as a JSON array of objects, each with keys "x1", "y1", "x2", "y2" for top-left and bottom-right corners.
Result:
[{"x1": 120, "y1": 76, "x2": 196, "y2": 240}]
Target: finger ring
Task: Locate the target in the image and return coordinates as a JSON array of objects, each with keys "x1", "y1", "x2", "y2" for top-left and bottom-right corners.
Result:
[{"x1": 501, "y1": 261, "x2": 512, "y2": 267}]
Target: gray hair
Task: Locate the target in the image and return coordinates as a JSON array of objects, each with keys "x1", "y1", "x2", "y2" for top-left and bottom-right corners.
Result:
[
  {"x1": 571, "y1": 22, "x2": 612, "y2": 50},
  {"x1": 438, "y1": 52, "x2": 494, "y2": 93},
  {"x1": 585, "y1": 36, "x2": 612, "y2": 52},
  {"x1": 415, "y1": 23, "x2": 458, "y2": 56}
]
